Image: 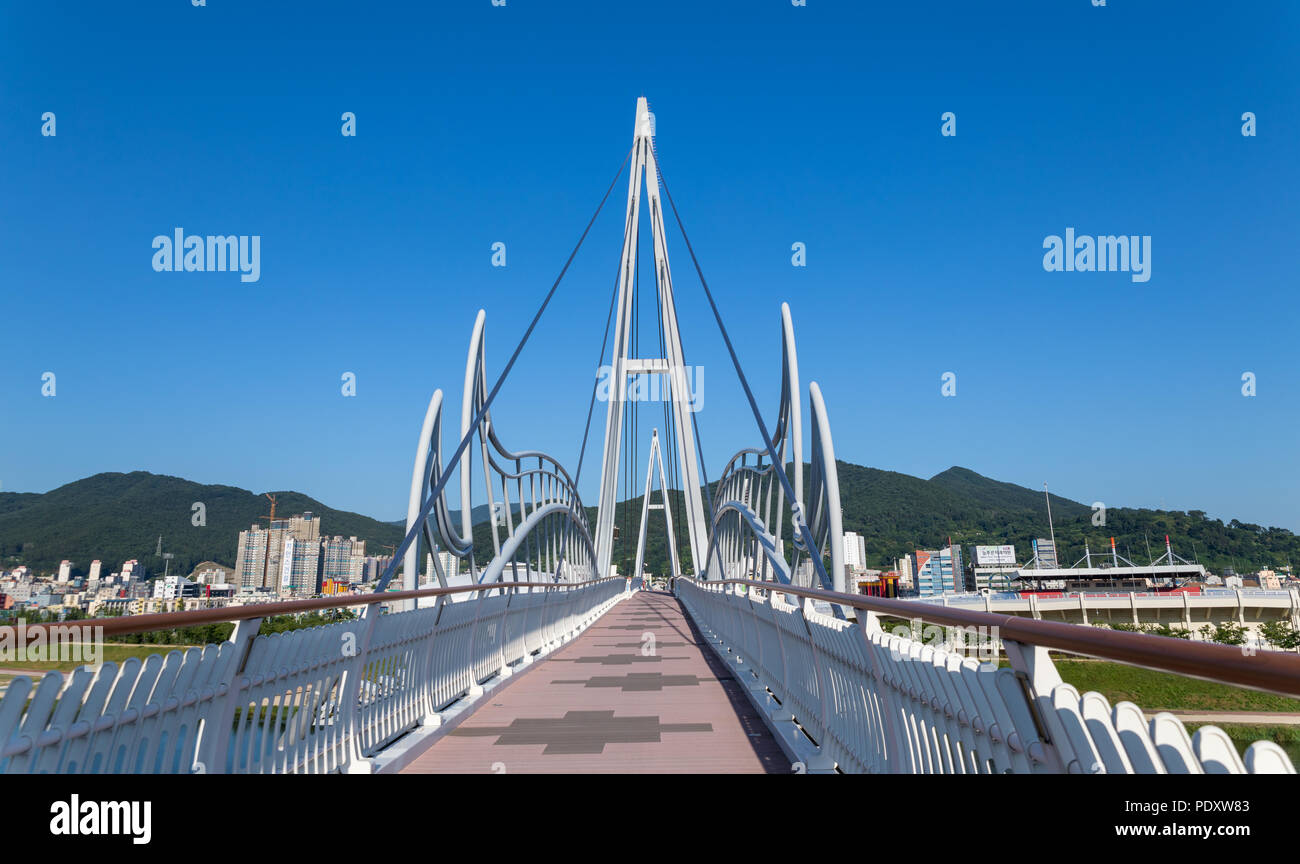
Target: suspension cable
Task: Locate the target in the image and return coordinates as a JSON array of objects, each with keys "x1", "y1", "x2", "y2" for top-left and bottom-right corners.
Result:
[
  {"x1": 377, "y1": 146, "x2": 634, "y2": 592},
  {"x1": 572, "y1": 204, "x2": 634, "y2": 490},
  {"x1": 656, "y1": 164, "x2": 833, "y2": 591},
  {"x1": 552, "y1": 239, "x2": 624, "y2": 583},
  {"x1": 653, "y1": 275, "x2": 683, "y2": 576}
]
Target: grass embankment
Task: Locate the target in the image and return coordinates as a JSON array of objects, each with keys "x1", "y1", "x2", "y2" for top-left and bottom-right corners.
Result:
[
  {"x1": 0, "y1": 643, "x2": 201, "y2": 675},
  {"x1": 1053, "y1": 659, "x2": 1300, "y2": 713}
]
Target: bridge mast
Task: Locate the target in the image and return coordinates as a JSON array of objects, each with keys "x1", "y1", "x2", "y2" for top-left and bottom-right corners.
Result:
[
  {"x1": 594, "y1": 97, "x2": 710, "y2": 579},
  {"x1": 632, "y1": 429, "x2": 682, "y2": 584}
]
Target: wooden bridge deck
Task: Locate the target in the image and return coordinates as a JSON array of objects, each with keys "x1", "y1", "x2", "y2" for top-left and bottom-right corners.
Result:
[{"x1": 401, "y1": 591, "x2": 788, "y2": 774}]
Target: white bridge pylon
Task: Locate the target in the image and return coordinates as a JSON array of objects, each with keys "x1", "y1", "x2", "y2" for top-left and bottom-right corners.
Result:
[
  {"x1": 632, "y1": 429, "x2": 681, "y2": 583},
  {"x1": 594, "y1": 97, "x2": 710, "y2": 578}
]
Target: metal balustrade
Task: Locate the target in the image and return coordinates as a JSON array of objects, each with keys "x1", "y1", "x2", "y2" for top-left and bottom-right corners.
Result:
[
  {"x1": 676, "y1": 577, "x2": 1300, "y2": 774},
  {"x1": 0, "y1": 578, "x2": 627, "y2": 775}
]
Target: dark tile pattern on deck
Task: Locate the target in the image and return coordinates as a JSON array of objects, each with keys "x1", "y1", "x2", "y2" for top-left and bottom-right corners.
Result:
[{"x1": 401, "y1": 591, "x2": 788, "y2": 773}]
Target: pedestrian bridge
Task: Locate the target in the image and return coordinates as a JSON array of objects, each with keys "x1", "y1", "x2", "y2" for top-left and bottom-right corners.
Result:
[{"x1": 2, "y1": 98, "x2": 1298, "y2": 775}]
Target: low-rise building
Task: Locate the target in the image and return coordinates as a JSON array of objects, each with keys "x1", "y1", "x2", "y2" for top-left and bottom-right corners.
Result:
[
  {"x1": 87, "y1": 597, "x2": 132, "y2": 617},
  {"x1": 971, "y1": 567, "x2": 1018, "y2": 593},
  {"x1": 153, "y1": 575, "x2": 202, "y2": 600}
]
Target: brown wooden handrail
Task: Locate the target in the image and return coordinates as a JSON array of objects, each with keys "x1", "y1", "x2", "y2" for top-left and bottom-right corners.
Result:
[
  {"x1": 0, "y1": 578, "x2": 622, "y2": 639},
  {"x1": 679, "y1": 577, "x2": 1300, "y2": 698}
]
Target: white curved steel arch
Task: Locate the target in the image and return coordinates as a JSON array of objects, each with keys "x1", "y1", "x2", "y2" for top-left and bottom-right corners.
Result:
[
  {"x1": 705, "y1": 500, "x2": 793, "y2": 584},
  {"x1": 773, "y1": 302, "x2": 803, "y2": 517},
  {"x1": 479, "y1": 503, "x2": 600, "y2": 585},
  {"x1": 804, "y1": 381, "x2": 844, "y2": 591},
  {"x1": 403, "y1": 310, "x2": 600, "y2": 595},
  {"x1": 703, "y1": 303, "x2": 845, "y2": 593}
]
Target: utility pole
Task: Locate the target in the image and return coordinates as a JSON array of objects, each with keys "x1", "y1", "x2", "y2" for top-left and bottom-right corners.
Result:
[{"x1": 1043, "y1": 483, "x2": 1057, "y2": 566}]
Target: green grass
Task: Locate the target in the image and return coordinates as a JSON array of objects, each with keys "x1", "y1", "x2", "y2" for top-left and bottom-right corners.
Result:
[
  {"x1": 1053, "y1": 660, "x2": 1300, "y2": 713},
  {"x1": 1184, "y1": 723, "x2": 1300, "y2": 767}
]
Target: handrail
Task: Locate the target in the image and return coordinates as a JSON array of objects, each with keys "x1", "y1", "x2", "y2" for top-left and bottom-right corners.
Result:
[
  {"x1": 679, "y1": 577, "x2": 1300, "y2": 698},
  {"x1": 0, "y1": 578, "x2": 622, "y2": 639}
]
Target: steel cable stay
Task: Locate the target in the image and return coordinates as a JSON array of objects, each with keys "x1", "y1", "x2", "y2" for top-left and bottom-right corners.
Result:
[
  {"x1": 655, "y1": 162, "x2": 844, "y2": 598},
  {"x1": 536, "y1": 208, "x2": 630, "y2": 586},
  {"x1": 381, "y1": 145, "x2": 633, "y2": 593}
]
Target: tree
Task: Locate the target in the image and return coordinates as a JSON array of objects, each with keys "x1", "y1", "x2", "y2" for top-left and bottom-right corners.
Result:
[
  {"x1": 1208, "y1": 621, "x2": 1247, "y2": 646},
  {"x1": 1144, "y1": 623, "x2": 1191, "y2": 640},
  {"x1": 1259, "y1": 620, "x2": 1300, "y2": 651}
]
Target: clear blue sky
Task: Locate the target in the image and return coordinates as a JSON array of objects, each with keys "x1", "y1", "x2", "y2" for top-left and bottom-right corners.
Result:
[{"x1": 2, "y1": 2, "x2": 1297, "y2": 530}]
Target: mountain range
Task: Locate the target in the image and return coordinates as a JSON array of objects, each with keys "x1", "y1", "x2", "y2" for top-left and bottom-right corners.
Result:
[{"x1": 1, "y1": 466, "x2": 1296, "y2": 580}]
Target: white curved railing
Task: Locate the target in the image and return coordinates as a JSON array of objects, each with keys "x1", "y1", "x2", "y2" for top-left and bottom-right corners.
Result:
[
  {"x1": 676, "y1": 577, "x2": 1299, "y2": 775},
  {"x1": 704, "y1": 303, "x2": 845, "y2": 592},
  {"x1": 402, "y1": 309, "x2": 598, "y2": 590},
  {"x1": 0, "y1": 579, "x2": 626, "y2": 775}
]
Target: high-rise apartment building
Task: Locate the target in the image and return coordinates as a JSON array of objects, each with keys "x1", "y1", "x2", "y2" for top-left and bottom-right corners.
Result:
[
  {"x1": 425, "y1": 550, "x2": 462, "y2": 583},
  {"x1": 235, "y1": 512, "x2": 322, "y2": 594},
  {"x1": 843, "y1": 531, "x2": 868, "y2": 574},
  {"x1": 279, "y1": 535, "x2": 322, "y2": 595},
  {"x1": 363, "y1": 555, "x2": 394, "y2": 583},
  {"x1": 322, "y1": 535, "x2": 367, "y2": 584}
]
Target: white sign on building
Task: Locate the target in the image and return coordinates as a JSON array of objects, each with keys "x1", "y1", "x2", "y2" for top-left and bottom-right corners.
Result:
[
  {"x1": 974, "y1": 545, "x2": 1017, "y2": 566},
  {"x1": 281, "y1": 537, "x2": 295, "y2": 589}
]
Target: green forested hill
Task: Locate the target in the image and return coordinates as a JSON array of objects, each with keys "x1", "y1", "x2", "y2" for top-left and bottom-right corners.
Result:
[
  {"x1": 833, "y1": 462, "x2": 1298, "y2": 576},
  {"x1": 617, "y1": 462, "x2": 1300, "y2": 577},
  {"x1": 2, "y1": 466, "x2": 1296, "y2": 581},
  {"x1": 928, "y1": 466, "x2": 1090, "y2": 519},
  {"x1": 0, "y1": 472, "x2": 405, "y2": 578}
]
